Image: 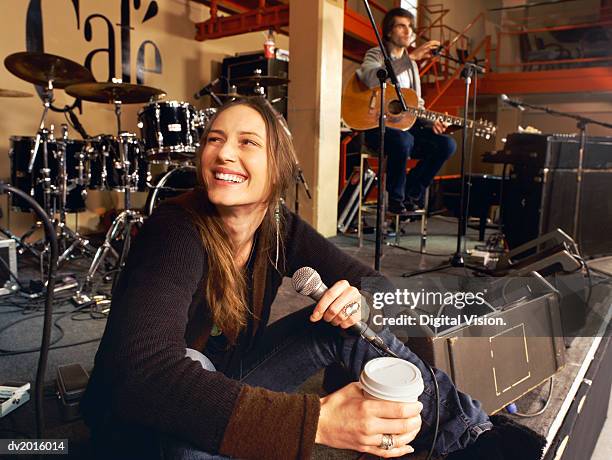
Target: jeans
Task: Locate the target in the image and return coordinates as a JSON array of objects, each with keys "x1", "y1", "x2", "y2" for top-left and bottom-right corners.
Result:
[
  {"x1": 365, "y1": 123, "x2": 456, "y2": 203},
  {"x1": 163, "y1": 305, "x2": 492, "y2": 459}
]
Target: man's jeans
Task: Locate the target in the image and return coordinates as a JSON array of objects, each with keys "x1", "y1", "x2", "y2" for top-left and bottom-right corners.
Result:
[
  {"x1": 163, "y1": 305, "x2": 492, "y2": 459},
  {"x1": 365, "y1": 123, "x2": 456, "y2": 204}
]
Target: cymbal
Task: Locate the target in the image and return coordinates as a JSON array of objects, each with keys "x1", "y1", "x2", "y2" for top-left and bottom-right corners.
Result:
[
  {"x1": 231, "y1": 75, "x2": 289, "y2": 88},
  {"x1": 213, "y1": 92, "x2": 253, "y2": 99},
  {"x1": 64, "y1": 82, "x2": 165, "y2": 104},
  {"x1": 0, "y1": 88, "x2": 33, "y2": 98},
  {"x1": 4, "y1": 52, "x2": 95, "y2": 89}
]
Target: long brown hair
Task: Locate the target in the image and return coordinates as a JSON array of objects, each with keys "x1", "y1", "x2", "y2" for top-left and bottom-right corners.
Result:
[{"x1": 185, "y1": 98, "x2": 296, "y2": 344}]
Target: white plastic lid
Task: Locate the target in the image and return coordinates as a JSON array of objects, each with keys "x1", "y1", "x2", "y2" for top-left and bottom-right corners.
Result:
[{"x1": 360, "y1": 357, "x2": 424, "y2": 402}]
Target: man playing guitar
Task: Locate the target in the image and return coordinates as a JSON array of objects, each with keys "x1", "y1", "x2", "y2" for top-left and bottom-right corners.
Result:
[{"x1": 356, "y1": 7, "x2": 455, "y2": 215}]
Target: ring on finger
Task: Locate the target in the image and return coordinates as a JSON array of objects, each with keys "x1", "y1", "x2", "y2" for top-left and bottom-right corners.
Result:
[
  {"x1": 341, "y1": 301, "x2": 360, "y2": 319},
  {"x1": 378, "y1": 433, "x2": 394, "y2": 450}
]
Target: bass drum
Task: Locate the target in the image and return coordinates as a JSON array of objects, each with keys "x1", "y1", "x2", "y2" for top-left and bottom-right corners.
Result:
[{"x1": 145, "y1": 166, "x2": 197, "y2": 216}]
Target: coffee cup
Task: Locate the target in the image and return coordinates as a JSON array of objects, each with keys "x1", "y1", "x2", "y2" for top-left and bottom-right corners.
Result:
[{"x1": 360, "y1": 357, "x2": 424, "y2": 402}]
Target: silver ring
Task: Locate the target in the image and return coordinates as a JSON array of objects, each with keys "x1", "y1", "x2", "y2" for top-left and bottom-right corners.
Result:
[
  {"x1": 341, "y1": 301, "x2": 360, "y2": 319},
  {"x1": 379, "y1": 433, "x2": 394, "y2": 450}
]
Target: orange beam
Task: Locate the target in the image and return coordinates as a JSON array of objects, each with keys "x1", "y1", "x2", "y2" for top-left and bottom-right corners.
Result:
[
  {"x1": 501, "y1": 19, "x2": 612, "y2": 35},
  {"x1": 497, "y1": 56, "x2": 612, "y2": 69},
  {"x1": 433, "y1": 66, "x2": 612, "y2": 97},
  {"x1": 195, "y1": 3, "x2": 289, "y2": 40},
  {"x1": 480, "y1": 66, "x2": 612, "y2": 95},
  {"x1": 344, "y1": 6, "x2": 378, "y2": 45}
]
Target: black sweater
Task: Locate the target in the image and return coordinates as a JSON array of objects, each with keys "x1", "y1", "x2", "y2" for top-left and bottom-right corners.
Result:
[{"x1": 81, "y1": 193, "x2": 380, "y2": 459}]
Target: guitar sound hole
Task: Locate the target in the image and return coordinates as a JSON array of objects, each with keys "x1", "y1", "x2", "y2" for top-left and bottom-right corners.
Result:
[{"x1": 388, "y1": 100, "x2": 403, "y2": 115}]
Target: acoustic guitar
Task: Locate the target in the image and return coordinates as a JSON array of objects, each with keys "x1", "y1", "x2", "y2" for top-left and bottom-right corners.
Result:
[{"x1": 342, "y1": 74, "x2": 496, "y2": 139}]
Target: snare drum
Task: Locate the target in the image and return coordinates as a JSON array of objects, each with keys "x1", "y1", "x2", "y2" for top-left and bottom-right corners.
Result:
[
  {"x1": 137, "y1": 101, "x2": 199, "y2": 164},
  {"x1": 87, "y1": 133, "x2": 150, "y2": 192}
]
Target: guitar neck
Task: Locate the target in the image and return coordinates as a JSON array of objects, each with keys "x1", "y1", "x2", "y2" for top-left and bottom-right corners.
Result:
[{"x1": 404, "y1": 106, "x2": 473, "y2": 128}]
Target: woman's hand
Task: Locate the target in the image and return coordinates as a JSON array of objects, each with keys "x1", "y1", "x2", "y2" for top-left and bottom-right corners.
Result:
[
  {"x1": 309, "y1": 280, "x2": 362, "y2": 329},
  {"x1": 316, "y1": 382, "x2": 423, "y2": 458},
  {"x1": 409, "y1": 40, "x2": 441, "y2": 61}
]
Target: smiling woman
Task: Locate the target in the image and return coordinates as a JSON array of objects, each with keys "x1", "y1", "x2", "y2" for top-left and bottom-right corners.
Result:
[
  {"x1": 202, "y1": 105, "x2": 274, "y2": 210},
  {"x1": 79, "y1": 97, "x2": 497, "y2": 460}
]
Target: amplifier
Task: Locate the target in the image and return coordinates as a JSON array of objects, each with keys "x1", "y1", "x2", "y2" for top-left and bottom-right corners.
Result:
[
  {"x1": 502, "y1": 169, "x2": 612, "y2": 257},
  {"x1": 484, "y1": 133, "x2": 612, "y2": 170},
  {"x1": 487, "y1": 133, "x2": 612, "y2": 257}
]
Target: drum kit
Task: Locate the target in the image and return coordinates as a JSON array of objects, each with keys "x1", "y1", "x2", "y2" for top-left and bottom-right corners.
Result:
[{"x1": 1, "y1": 51, "x2": 290, "y2": 299}]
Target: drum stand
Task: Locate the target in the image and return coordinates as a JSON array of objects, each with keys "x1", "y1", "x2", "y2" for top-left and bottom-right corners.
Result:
[
  {"x1": 0, "y1": 221, "x2": 42, "y2": 258},
  {"x1": 54, "y1": 126, "x2": 97, "y2": 265},
  {"x1": 29, "y1": 90, "x2": 95, "y2": 274},
  {"x1": 75, "y1": 101, "x2": 145, "y2": 300}
]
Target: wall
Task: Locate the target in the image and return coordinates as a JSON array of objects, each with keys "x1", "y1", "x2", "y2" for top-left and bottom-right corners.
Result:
[{"x1": 0, "y1": 0, "x2": 288, "y2": 234}]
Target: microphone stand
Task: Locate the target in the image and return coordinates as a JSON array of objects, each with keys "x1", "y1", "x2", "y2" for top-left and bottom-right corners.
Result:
[
  {"x1": 294, "y1": 167, "x2": 312, "y2": 215},
  {"x1": 500, "y1": 95, "x2": 612, "y2": 244},
  {"x1": 361, "y1": 0, "x2": 409, "y2": 271},
  {"x1": 402, "y1": 53, "x2": 489, "y2": 277}
]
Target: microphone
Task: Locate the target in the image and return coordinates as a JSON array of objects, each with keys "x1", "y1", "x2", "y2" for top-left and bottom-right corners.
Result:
[
  {"x1": 430, "y1": 45, "x2": 444, "y2": 56},
  {"x1": 500, "y1": 93, "x2": 525, "y2": 111},
  {"x1": 292, "y1": 267, "x2": 397, "y2": 356},
  {"x1": 194, "y1": 77, "x2": 221, "y2": 100}
]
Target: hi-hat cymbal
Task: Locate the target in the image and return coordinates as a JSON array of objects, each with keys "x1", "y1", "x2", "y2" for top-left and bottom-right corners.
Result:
[
  {"x1": 231, "y1": 75, "x2": 289, "y2": 88},
  {"x1": 0, "y1": 88, "x2": 33, "y2": 98},
  {"x1": 213, "y1": 92, "x2": 254, "y2": 100},
  {"x1": 65, "y1": 82, "x2": 166, "y2": 104},
  {"x1": 4, "y1": 52, "x2": 95, "y2": 89}
]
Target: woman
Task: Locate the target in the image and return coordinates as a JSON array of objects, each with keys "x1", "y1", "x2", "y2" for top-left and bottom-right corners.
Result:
[{"x1": 81, "y1": 98, "x2": 531, "y2": 460}]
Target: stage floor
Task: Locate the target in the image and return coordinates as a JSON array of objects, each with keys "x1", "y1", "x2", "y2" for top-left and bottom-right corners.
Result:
[{"x1": 0, "y1": 215, "x2": 610, "y2": 459}]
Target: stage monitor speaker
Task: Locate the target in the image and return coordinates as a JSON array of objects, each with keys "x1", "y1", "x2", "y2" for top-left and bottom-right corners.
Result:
[{"x1": 407, "y1": 291, "x2": 565, "y2": 414}]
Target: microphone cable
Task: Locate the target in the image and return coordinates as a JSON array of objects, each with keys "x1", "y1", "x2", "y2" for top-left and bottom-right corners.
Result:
[{"x1": 0, "y1": 182, "x2": 58, "y2": 441}]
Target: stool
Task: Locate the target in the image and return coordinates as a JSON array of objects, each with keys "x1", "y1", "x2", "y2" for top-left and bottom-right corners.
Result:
[{"x1": 357, "y1": 147, "x2": 429, "y2": 253}]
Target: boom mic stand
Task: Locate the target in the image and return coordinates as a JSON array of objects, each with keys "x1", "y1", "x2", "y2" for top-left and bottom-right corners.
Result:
[
  {"x1": 402, "y1": 53, "x2": 489, "y2": 277},
  {"x1": 361, "y1": 0, "x2": 410, "y2": 271},
  {"x1": 500, "y1": 94, "x2": 612, "y2": 246}
]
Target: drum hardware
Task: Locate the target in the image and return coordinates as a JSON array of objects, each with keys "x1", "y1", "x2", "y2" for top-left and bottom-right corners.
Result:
[
  {"x1": 145, "y1": 165, "x2": 197, "y2": 216},
  {"x1": 207, "y1": 87, "x2": 253, "y2": 104},
  {"x1": 0, "y1": 226, "x2": 42, "y2": 258},
  {"x1": 66, "y1": 80, "x2": 166, "y2": 300},
  {"x1": 54, "y1": 125, "x2": 96, "y2": 265},
  {"x1": 230, "y1": 70, "x2": 290, "y2": 89},
  {"x1": 3, "y1": 52, "x2": 97, "y2": 272}
]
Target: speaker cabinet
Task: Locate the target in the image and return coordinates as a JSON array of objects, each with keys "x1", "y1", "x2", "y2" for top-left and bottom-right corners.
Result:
[{"x1": 503, "y1": 169, "x2": 612, "y2": 257}]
